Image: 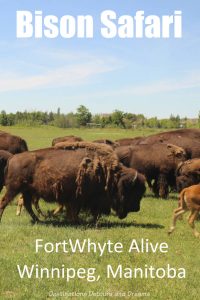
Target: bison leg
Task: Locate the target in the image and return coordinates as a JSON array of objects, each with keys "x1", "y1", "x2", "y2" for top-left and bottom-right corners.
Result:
[
  {"x1": 152, "y1": 179, "x2": 159, "y2": 197},
  {"x1": 168, "y1": 207, "x2": 187, "y2": 234},
  {"x1": 16, "y1": 195, "x2": 24, "y2": 216},
  {"x1": 33, "y1": 198, "x2": 48, "y2": 218},
  {"x1": 90, "y1": 212, "x2": 101, "y2": 227},
  {"x1": 146, "y1": 178, "x2": 153, "y2": 191},
  {"x1": 188, "y1": 209, "x2": 200, "y2": 238},
  {"x1": 158, "y1": 174, "x2": 169, "y2": 199},
  {"x1": 0, "y1": 190, "x2": 18, "y2": 222},
  {"x1": 65, "y1": 201, "x2": 80, "y2": 224},
  {"x1": 22, "y1": 192, "x2": 39, "y2": 223}
]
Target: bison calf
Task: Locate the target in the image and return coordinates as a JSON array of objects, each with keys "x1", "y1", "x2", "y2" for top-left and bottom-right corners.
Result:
[{"x1": 168, "y1": 184, "x2": 200, "y2": 237}]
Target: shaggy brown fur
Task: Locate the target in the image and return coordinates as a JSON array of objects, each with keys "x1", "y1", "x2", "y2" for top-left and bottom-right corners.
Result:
[
  {"x1": 0, "y1": 145, "x2": 146, "y2": 224},
  {"x1": 54, "y1": 141, "x2": 119, "y2": 196}
]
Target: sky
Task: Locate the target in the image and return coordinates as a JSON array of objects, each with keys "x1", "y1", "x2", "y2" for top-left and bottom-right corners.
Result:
[{"x1": 0, "y1": 0, "x2": 199, "y2": 118}]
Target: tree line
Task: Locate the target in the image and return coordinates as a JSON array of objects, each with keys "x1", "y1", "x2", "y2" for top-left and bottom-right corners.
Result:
[{"x1": 0, "y1": 106, "x2": 199, "y2": 129}]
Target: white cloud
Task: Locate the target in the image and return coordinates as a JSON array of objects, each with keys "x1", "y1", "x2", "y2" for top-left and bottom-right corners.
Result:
[
  {"x1": 91, "y1": 71, "x2": 200, "y2": 98},
  {"x1": 0, "y1": 60, "x2": 118, "y2": 92},
  {"x1": 124, "y1": 72, "x2": 200, "y2": 96}
]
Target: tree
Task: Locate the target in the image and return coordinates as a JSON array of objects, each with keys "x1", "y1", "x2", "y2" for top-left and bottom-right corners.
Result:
[
  {"x1": 111, "y1": 110, "x2": 125, "y2": 128},
  {"x1": 76, "y1": 105, "x2": 92, "y2": 126},
  {"x1": 0, "y1": 110, "x2": 8, "y2": 126}
]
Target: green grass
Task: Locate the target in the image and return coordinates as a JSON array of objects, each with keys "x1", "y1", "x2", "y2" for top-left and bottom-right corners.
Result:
[{"x1": 0, "y1": 126, "x2": 200, "y2": 300}]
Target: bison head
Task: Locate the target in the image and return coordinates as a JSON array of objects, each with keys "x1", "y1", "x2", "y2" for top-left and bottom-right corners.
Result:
[
  {"x1": 114, "y1": 168, "x2": 146, "y2": 219},
  {"x1": 167, "y1": 144, "x2": 187, "y2": 162}
]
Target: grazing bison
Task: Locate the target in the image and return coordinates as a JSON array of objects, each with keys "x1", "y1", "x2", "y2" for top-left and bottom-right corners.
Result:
[
  {"x1": 168, "y1": 184, "x2": 200, "y2": 238},
  {"x1": 176, "y1": 158, "x2": 200, "y2": 192},
  {"x1": 52, "y1": 135, "x2": 83, "y2": 146},
  {"x1": 139, "y1": 128, "x2": 200, "y2": 158},
  {"x1": 115, "y1": 143, "x2": 187, "y2": 198},
  {"x1": 0, "y1": 131, "x2": 28, "y2": 153},
  {"x1": 0, "y1": 142, "x2": 146, "y2": 224}
]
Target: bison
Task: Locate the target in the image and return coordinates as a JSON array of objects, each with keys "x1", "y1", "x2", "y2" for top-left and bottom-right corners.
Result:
[
  {"x1": 52, "y1": 135, "x2": 83, "y2": 146},
  {"x1": 115, "y1": 143, "x2": 187, "y2": 198},
  {"x1": 168, "y1": 184, "x2": 200, "y2": 238},
  {"x1": 0, "y1": 131, "x2": 28, "y2": 153},
  {"x1": 0, "y1": 142, "x2": 146, "y2": 224},
  {"x1": 176, "y1": 158, "x2": 200, "y2": 192},
  {"x1": 138, "y1": 128, "x2": 200, "y2": 158}
]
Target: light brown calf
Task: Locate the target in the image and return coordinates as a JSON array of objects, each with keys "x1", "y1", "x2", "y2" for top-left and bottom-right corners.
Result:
[{"x1": 168, "y1": 184, "x2": 200, "y2": 237}]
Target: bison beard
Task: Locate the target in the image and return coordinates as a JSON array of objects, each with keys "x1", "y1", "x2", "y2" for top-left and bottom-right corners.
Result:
[{"x1": 0, "y1": 142, "x2": 145, "y2": 224}]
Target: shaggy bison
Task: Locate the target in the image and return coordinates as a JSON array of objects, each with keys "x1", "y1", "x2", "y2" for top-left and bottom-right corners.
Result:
[
  {"x1": 176, "y1": 158, "x2": 200, "y2": 192},
  {"x1": 115, "y1": 143, "x2": 187, "y2": 198},
  {"x1": 0, "y1": 131, "x2": 28, "y2": 153},
  {"x1": 0, "y1": 142, "x2": 146, "y2": 224},
  {"x1": 52, "y1": 135, "x2": 83, "y2": 146}
]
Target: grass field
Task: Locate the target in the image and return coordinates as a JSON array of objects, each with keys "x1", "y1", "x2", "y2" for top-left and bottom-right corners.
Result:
[{"x1": 0, "y1": 126, "x2": 200, "y2": 300}]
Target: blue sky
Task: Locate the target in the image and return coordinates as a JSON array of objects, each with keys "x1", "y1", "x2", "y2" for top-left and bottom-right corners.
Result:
[{"x1": 0, "y1": 0, "x2": 199, "y2": 118}]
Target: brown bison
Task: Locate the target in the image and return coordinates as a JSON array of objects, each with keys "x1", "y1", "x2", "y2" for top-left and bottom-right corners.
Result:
[
  {"x1": 0, "y1": 131, "x2": 28, "y2": 153},
  {"x1": 0, "y1": 142, "x2": 146, "y2": 224},
  {"x1": 51, "y1": 135, "x2": 83, "y2": 146},
  {"x1": 115, "y1": 143, "x2": 187, "y2": 198},
  {"x1": 168, "y1": 184, "x2": 200, "y2": 238},
  {"x1": 138, "y1": 128, "x2": 200, "y2": 158},
  {"x1": 176, "y1": 158, "x2": 200, "y2": 192}
]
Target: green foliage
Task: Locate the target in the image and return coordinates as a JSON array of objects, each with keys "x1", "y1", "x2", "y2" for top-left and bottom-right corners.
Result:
[
  {"x1": 76, "y1": 105, "x2": 92, "y2": 126},
  {"x1": 0, "y1": 108, "x2": 198, "y2": 129},
  {"x1": 111, "y1": 110, "x2": 125, "y2": 128}
]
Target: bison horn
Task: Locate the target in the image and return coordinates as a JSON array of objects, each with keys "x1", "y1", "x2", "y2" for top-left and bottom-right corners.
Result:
[{"x1": 132, "y1": 171, "x2": 138, "y2": 185}]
